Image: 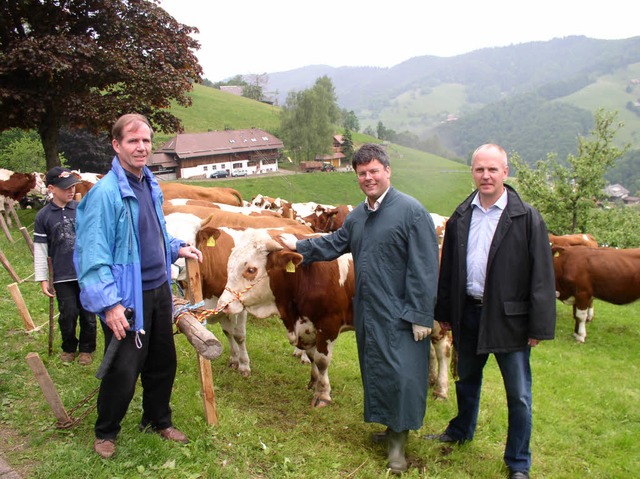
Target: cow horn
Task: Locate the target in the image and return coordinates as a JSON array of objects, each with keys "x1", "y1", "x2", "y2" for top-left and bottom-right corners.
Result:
[{"x1": 265, "y1": 239, "x2": 283, "y2": 252}]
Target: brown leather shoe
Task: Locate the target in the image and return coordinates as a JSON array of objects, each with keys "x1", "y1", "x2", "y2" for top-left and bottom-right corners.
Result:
[
  {"x1": 60, "y1": 352, "x2": 76, "y2": 363},
  {"x1": 78, "y1": 352, "x2": 93, "y2": 365},
  {"x1": 94, "y1": 438, "x2": 116, "y2": 459},
  {"x1": 156, "y1": 427, "x2": 189, "y2": 444}
]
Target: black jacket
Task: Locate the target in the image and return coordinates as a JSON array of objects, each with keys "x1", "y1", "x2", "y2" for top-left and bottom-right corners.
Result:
[{"x1": 436, "y1": 184, "x2": 556, "y2": 353}]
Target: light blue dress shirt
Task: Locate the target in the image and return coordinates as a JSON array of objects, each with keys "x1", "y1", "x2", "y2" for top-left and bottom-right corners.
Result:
[{"x1": 466, "y1": 189, "x2": 508, "y2": 299}]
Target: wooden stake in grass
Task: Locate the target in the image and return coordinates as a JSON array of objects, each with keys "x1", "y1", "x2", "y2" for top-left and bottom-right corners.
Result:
[
  {"x1": 25, "y1": 352, "x2": 72, "y2": 428},
  {"x1": 7, "y1": 200, "x2": 22, "y2": 229},
  {"x1": 184, "y1": 257, "x2": 219, "y2": 426},
  {"x1": 0, "y1": 211, "x2": 14, "y2": 242},
  {"x1": 20, "y1": 226, "x2": 34, "y2": 256},
  {"x1": 7, "y1": 282, "x2": 36, "y2": 331},
  {"x1": 0, "y1": 247, "x2": 21, "y2": 282}
]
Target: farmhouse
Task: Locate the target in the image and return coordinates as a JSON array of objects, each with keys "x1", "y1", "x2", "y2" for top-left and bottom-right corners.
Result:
[
  {"x1": 603, "y1": 183, "x2": 629, "y2": 202},
  {"x1": 314, "y1": 134, "x2": 347, "y2": 169},
  {"x1": 148, "y1": 129, "x2": 284, "y2": 180}
]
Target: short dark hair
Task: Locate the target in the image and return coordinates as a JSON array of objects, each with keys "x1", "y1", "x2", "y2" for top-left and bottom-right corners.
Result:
[
  {"x1": 352, "y1": 143, "x2": 390, "y2": 170},
  {"x1": 112, "y1": 113, "x2": 153, "y2": 143}
]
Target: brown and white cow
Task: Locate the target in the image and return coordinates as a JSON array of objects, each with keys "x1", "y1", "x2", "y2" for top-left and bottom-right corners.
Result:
[
  {"x1": 308, "y1": 204, "x2": 354, "y2": 233},
  {"x1": 549, "y1": 233, "x2": 599, "y2": 322},
  {"x1": 549, "y1": 233, "x2": 598, "y2": 248},
  {"x1": 1, "y1": 169, "x2": 39, "y2": 225},
  {"x1": 250, "y1": 194, "x2": 294, "y2": 218},
  {"x1": 160, "y1": 182, "x2": 243, "y2": 206},
  {"x1": 70, "y1": 171, "x2": 104, "y2": 199},
  {"x1": 553, "y1": 245, "x2": 640, "y2": 342},
  {"x1": 216, "y1": 228, "x2": 455, "y2": 406},
  {"x1": 0, "y1": 169, "x2": 37, "y2": 202},
  {"x1": 166, "y1": 198, "x2": 282, "y2": 217},
  {"x1": 165, "y1": 206, "x2": 314, "y2": 376},
  {"x1": 216, "y1": 228, "x2": 354, "y2": 407}
]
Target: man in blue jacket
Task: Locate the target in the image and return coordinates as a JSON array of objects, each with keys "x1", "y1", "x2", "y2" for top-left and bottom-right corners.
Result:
[
  {"x1": 74, "y1": 113, "x2": 202, "y2": 459},
  {"x1": 425, "y1": 144, "x2": 556, "y2": 479},
  {"x1": 281, "y1": 143, "x2": 439, "y2": 474}
]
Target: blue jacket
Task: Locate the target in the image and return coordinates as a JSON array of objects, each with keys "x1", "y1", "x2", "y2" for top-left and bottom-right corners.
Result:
[{"x1": 74, "y1": 157, "x2": 184, "y2": 332}]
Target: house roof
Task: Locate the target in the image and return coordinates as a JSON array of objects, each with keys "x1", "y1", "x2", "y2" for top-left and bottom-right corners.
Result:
[
  {"x1": 155, "y1": 129, "x2": 284, "y2": 161},
  {"x1": 148, "y1": 152, "x2": 178, "y2": 168},
  {"x1": 603, "y1": 183, "x2": 629, "y2": 198}
]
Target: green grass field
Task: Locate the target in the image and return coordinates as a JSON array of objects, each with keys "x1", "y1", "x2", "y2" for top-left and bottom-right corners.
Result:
[{"x1": 1, "y1": 167, "x2": 638, "y2": 478}]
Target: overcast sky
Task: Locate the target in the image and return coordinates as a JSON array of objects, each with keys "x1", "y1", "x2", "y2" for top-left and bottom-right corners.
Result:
[{"x1": 160, "y1": 0, "x2": 639, "y2": 82}]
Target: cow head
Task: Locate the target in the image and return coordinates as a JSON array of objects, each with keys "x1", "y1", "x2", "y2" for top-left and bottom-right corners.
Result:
[{"x1": 216, "y1": 228, "x2": 303, "y2": 318}]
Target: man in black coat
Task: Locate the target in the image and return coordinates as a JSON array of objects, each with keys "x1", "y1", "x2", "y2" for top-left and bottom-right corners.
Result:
[{"x1": 425, "y1": 144, "x2": 556, "y2": 479}]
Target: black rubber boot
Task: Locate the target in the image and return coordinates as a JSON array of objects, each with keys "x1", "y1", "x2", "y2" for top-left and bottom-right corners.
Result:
[
  {"x1": 386, "y1": 429, "x2": 408, "y2": 474},
  {"x1": 371, "y1": 427, "x2": 390, "y2": 444}
]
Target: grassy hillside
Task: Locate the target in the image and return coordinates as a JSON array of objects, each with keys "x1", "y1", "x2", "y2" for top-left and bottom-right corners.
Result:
[
  {"x1": 1, "y1": 209, "x2": 638, "y2": 478},
  {"x1": 164, "y1": 83, "x2": 473, "y2": 216},
  {"x1": 557, "y1": 61, "x2": 640, "y2": 145},
  {"x1": 360, "y1": 83, "x2": 476, "y2": 137},
  {"x1": 155, "y1": 84, "x2": 282, "y2": 145},
  {"x1": 181, "y1": 146, "x2": 471, "y2": 218}
]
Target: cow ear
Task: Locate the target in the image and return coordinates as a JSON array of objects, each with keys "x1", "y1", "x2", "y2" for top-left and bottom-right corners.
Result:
[
  {"x1": 196, "y1": 226, "x2": 221, "y2": 247},
  {"x1": 273, "y1": 250, "x2": 304, "y2": 272}
]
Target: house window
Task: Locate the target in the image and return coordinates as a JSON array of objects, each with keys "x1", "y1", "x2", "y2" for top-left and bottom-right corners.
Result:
[
  {"x1": 203, "y1": 165, "x2": 208, "y2": 171},
  {"x1": 232, "y1": 163, "x2": 243, "y2": 169}
]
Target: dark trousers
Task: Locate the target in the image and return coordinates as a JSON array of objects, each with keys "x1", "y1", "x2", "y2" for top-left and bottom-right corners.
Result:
[
  {"x1": 95, "y1": 282, "x2": 177, "y2": 440},
  {"x1": 55, "y1": 281, "x2": 96, "y2": 354},
  {"x1": 446, "y1": 301, "x2": 533, "y2": 472}
]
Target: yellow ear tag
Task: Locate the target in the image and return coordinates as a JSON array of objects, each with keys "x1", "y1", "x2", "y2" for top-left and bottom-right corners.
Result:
[
  {"x1": 206, "y1": 236, "x2": 216, "y2": 247},
  {"x1": 286, "y1": 259, "x2": 295, "y2": 273}
]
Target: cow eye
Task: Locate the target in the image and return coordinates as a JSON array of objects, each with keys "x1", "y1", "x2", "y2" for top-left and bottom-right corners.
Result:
[{"x1": 246, "y1": 267, "x2": 257, "y2": 275}]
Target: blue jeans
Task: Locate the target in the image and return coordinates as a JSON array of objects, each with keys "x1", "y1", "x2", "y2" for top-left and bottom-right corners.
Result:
[{"x1": 446, "y1": 301, "x2": 532, "y2": 472}]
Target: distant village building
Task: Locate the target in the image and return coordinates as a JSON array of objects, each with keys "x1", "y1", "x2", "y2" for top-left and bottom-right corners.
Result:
[
  {"x1": 314, "y1": 134, "x2": 346, "y2": 168},
  {"x1": 219, "y1": 85, "x2": 244, "y2": 96},
  {"x1": 148, "y1": 129, "x2": 283, "y2": 180},
  {"x1": 603, "y1": 183, "x2": 629, "y2": 202}
]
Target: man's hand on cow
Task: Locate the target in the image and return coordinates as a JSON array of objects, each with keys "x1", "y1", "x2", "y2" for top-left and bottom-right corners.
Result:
[
  {"x1": 279, "y1": 233, "x2": 298, "y2": 250},
  {"x1": 179, "y1": 244, "x2": 203, "y2": 263},
  {"x1": 412, "y1": 324, "x2": 432, "y2": 341}
]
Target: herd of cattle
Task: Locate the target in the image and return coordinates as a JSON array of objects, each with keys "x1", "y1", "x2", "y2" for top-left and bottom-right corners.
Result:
[{"x1": 2, "y1": 168, "x2": 639, "y2": 407}]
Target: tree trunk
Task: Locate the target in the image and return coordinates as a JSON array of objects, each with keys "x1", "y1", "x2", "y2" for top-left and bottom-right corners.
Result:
[{"x1": 39, "y1": 109, "x2": 62, "y2": 170}]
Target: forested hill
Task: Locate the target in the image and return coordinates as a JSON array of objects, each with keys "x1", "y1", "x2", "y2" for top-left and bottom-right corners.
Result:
[{"x1": 263, "y1": 36, "x2": 640, "y2": 165}]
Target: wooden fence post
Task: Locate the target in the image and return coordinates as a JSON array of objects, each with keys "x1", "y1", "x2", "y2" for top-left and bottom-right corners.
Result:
[
  {"x1": 20, "y1": 227, "x2": 34, "y2": 256},
  {"x1": 184, "y1": 257, "x2": 219, "y2": 426},
  {"x1": 25, "y1": 352, "x2": 72, "y2": 428},
  {"x1": 0, "y1": 212, "x2": 13, "y2": 242},
  {"x1": 0, "y1": 248, "x2": 21, "y2": 282},
  {"x1": 8, "y1": 201, "x2": 22, "y2": 229},
  {"x1": 7, "y1": 282, "x2": 36, "y2": 331}
]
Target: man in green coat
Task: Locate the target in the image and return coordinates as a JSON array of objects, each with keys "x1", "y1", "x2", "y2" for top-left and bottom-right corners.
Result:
[{"x1": 281, "y1": 143, "x2": 439, "y2": 474}]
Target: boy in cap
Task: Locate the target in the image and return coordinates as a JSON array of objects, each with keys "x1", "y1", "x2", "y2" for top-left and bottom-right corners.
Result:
[{"x1": 34, "y1": 167, "x2": 96, "y2": 364}]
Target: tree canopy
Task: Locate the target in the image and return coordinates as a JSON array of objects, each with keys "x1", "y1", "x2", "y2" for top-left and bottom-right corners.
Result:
[
  {"x1": 0, "y1": 0, "x2": 202, "y2": 169},
  {"x1": 280, "y1": 76, "x2": 340, "y2": 162},
  {"x1": 512, "y1": 109, "x2": 628, "y2": 235}
]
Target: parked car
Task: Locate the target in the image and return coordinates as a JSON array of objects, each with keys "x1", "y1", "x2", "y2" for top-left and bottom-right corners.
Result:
[
  {"x1": 210, "y1": 170, "x2": 229, "y2": 179},
  {"x1": 231, "y1": 169, "x2": 248, "y2": 177}
]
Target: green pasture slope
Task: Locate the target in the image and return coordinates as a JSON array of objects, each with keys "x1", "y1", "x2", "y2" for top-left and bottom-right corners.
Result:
[
  {"x1": 0, "y1": 209, "x2": 638, "y2": 478},
  {"x1": 185, "y1": 143, "x2": 472, "y2": 217},
  {"x1": 0, "y1": 85, "x2": 637, "y2": 478}
]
